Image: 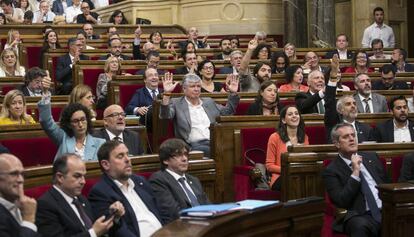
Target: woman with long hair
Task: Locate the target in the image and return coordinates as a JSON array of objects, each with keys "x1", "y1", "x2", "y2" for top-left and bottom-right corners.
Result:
[
  {"x1": 96, "y1": 56, "x2": 122, "y2": 109},
  {"x1": 69, "y1": 84, "x2": 97, "y2": 120},
  {"x1": 197, "y1": 59, "x2": 225, "y2": 93},
  {"x1": 109, "y1": 10, "x2": 128, "y2": 25},
  {"x1": 0, "y1": 48, "x2": 25, "y2": 77},
  {"x1": 271, "y1": 51, "x2": 289, "y2": 74},
  {"x1": 266, "y1": 105, "x2": 309, "y2": 190},
  {"x1": 246, "y1": 80, "x2": 281, "y2": 115},
  {"x1": 283, "y1": 43, "x2": 297, "y2": 61},
  {"x1": 39, "y1": 30, "x2": 61, "y2": 69},
  {"x1": 4, "y1": 29, "x2": 22, "y2": 54},
  {"x1": 278, "y1": 65, "x2": 309, "y2": 92},
  {"x1": 149, "y1": 31, "x2": 165, "y2": 50},
  {"x1": 0, "y1": 89, "x2": 35, "y2": 125}
]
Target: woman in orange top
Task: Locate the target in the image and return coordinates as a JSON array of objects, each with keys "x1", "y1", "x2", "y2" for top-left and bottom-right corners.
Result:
[
  {"x1": 266, "y1": 105, "x2": 309, "y2": 190},
  {"x1": 278, "y1": 65, "x2": 309, "y2": 92}
]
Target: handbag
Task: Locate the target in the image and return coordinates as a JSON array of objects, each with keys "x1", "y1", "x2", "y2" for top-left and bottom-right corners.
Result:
[{"x1": 244, "y1": 148, "x2": 271, "y2": 190}]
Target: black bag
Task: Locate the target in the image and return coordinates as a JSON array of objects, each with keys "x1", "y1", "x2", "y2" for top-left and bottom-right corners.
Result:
[{"x1": 244, "y1": 148, "x2": 271, "y2": 190}]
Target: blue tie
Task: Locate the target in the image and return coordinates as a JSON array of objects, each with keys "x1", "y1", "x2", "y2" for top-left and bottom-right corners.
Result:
[
  {"x1": 178, "y1": 177, "x2": 199, "y2": 206},
  {"x1": 359, "y1": 172, "x2": 381, "y2": 223}
]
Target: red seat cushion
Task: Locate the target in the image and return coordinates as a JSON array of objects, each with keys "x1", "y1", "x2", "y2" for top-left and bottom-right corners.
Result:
[
  {"x1": 83, "y1": 69, "x2": 104, "y2": 96},
  {"x1": 235, "y1": 101, "x2": 252, "y2": 115},
  {"x1": 119, "y1": 84, "x2": 145, "y2": 108},
  {"x1": 305, "y1": 125, "x2": 326, "y2": 145},
  {"x1": 26, "y1": 46, "x2": 42, "y2": 68},
  {"x1": 241, "y1": 127, "x2": 276, "y2": 164},
  {"x1": 25, "y1": 184, "x2": 51, "y2": 199}
]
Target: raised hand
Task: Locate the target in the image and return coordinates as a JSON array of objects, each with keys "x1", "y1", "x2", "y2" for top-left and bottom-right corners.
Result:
[
  {"x1": 134, "y1": 26, "x2": 142, "y2": 39},
  {"x1": 247, "y1": 38, "x2": 258, "y2": 51},
  {"x1": 226, "y1": 74, "x2": 239, "y2": 93},
  {"x1": 42, "y1": 70, "x2": 52, "y2": 93},
  {"x1": 202, "y1": 34, "x2": 209, "y2": 44},
  {"x1": 162, "y1": 72, "x2": 178, "y2": 93}
]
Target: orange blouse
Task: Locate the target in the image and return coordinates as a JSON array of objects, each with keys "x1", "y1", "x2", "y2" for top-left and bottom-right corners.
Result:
[{"x1": 278, "y1": 83, "x2": 309, "y2": 93}]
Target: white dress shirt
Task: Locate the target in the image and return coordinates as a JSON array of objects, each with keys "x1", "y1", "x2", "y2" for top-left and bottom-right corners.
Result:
[
  {"x1": 32, "y1": 10, "x2": 56, "y2": 23},
  {"x1": 165, "y1": 168, "x2": 196, "y2": 199},
  {"x1": 337, "y1": 49, "x2": 348, "y2": 60},
  {"x1": 358, "y1": 93, "x2": 374, "y2": 114},
  {"x1": 361, "y1": 22, "x2": 395, "y2": 48},
  {"x1": 393, "y1": 120, "x2": 412, "y2": 142},
  {"x1": 106, "y1": 129, "x2": 124, "y2": 142},
  {"x1": 0, "y1": 197, "x2": 37, "y2": 232},
  {"x1": 185, "y1": 97, "x2": 211, "y2": 143},
  {"x1": 64, "y1": 4, "x2": 81, "y2": 23},
  {"x1": 114, "y1": 179, "x2": 162, "y2": 237}
]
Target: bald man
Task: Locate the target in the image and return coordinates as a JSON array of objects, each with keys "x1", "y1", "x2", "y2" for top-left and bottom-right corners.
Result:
[
  {"x1": 93, "y1": 105, "x2": 144, "y2": 155},
  {"x1": 0, "y1": 154, "x2": 40, "y2": 237}
]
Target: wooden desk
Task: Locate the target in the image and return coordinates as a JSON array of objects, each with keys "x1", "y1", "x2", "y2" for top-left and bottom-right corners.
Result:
[
  {"x1": 153, "y1": 197, "x2": 325, "y2": 237},
  {"x1": 378, "y1": 182, "x2": 414, "y2": 237}
]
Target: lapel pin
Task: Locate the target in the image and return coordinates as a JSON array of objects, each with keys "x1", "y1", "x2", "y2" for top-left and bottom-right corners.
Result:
[
  {"x1": 189, "y1": 181, "x2": 192, "y2": 184},
  {"x1": 139, "y1": 182, "x2": 143, "y2": 186}
]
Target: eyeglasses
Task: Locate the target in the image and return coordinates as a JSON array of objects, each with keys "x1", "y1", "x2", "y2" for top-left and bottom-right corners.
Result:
[
  {"x1": 203, "y1": 66, "x2": 214, "y2": 71},
  {"x1": 71, "y1": 117, "x2": 87, "y2": 124},
  {"x1": 105, "y1": 112, "x2": 126, "y2": 118},
  {"x1": 0, "y1": 170, "x2": 25, "y2": 178}
]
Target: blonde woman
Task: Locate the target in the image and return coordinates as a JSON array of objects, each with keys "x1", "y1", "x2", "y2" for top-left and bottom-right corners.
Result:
[
  {"x1": 0, "y1": 89, "x2": 35, "y2": 125},
  {"x1": 96, "y1": 56, "x2": 122, "y2": 109},
  {"x1": 4, "y1": 29, "x2": 22, "y2": 55},
  {"x1": 283, "y1": 43, "x2": 297, "y2": 61},
  {"x1": 69, "y1": 84, "x2": 97, "y2": 120},
  {"x1": 0, "y1": 48, "x2": 25, "y2": 77}
]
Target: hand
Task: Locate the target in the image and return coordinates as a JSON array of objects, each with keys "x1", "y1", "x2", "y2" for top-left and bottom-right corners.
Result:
[
  {"x1": 202, "y1": 35, "x2": 209, "y2": 44},
  {"x1": 136, "y1": 106, "x2": 149, "y2": 116},
  {"x1": 226, "y1": 74, "x2": 239, "y2": 93},
  {"x1": 16, "y1": 185, "x2": 36, "y2": 223},
  {"x1": 247, "y1": 38, "x2": 258, "y2": 51},
  {"x1": 86, "y1": 15, "x2": 96, "y2": 22},
  {"x1": 162, "y1": 72, "x2": 178, "y2": 93},
  {"x1": 134, "y1": 26, "x2": 142, "y2": 39},
  {"x1": 351, "y1": 153, "x2": 362, "y2": 176},
  {"x1": 92, "y1": 216, "x2": 114, "y2": 237},
  {"x1": 109, "y1": 201, "x2": 125, "y2": 218},
  {"x1": 330, "y1": 54, "x2": 340, "y2": 79},
  {"x1": 302, "y1": 61, "x2": 311, "y2": 70},
  {"x1": 42, "y1": 70, "x2": 52, "y2": 93}
]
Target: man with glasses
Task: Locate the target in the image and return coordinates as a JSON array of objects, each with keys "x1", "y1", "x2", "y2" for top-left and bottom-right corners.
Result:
[
  {"x1": 0, "y1": 153, "x2": 40, "y2": 237},
  {"x1": 76, "y1": 1, "x2": 98, "y2": 24},
  {"x1": 94, "y1": 105, "x2": 144, "y2": 156},
  {"x1": 21, "y1": 67, "x2": 48, "y2": 96},
  {"x1": 135, "y1": 51, "x2": 165, "y2": 75},
  {"x1": 369, "y1": 38, "x2": 391, "y2": 60},
  {"x1": 149, "y1": 138, "x2": 210, "y2": 224},
  {"x1": 33, "y1": 0, "x2": 55, "y2": 23}
]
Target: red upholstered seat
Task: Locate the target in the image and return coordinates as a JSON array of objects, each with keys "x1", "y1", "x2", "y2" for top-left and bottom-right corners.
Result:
[
  {"x1": 2, "y1": 137, "x2": 57, "y2": 166},
  {"x1": 25, "y1": 184, "x2": 51, "y2": 199},
  {"x1": 119, "y1": 84, "x2": 145, "y2": 108},
  {"x1": 391, "y1": 156, "x2": 403, "y2": 182},
  {"x1": 1, "y1": 85, "x2": 20, "y2": 95},
  {"x1": 305, "y1": 125, "x2": 327, "y2": 144},
  {"x1": 82, "y1": 69, "x2": 104, "y2": 96},
  {"x1": 26, "y1": 46, "x2": 42, "y2": 68},
  {"x1": 234, "y1": 101, "x2": 252, "y2": 115},
  {"x1": 82, "y1": 176, "x2": 101, "y2": 196},
  {"x1": 233, "y1": 127, "x2": 280, "y2": 201}
]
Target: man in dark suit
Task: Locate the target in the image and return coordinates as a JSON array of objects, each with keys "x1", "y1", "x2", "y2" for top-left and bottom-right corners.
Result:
[
  {"x1": 36, "y1": 153, "x2": 124, "y2": 237},
  {"x1": 322, "y1": 123, "x2": 389, "y2": 237},
  {"x1": 76, "y1": 1, "x2": 99, "y2": 24},
  {"x1": 213, "y1": 37, "x2": 232, "y2": 60},
  {"x1": 0, "y1": 153, "x2": 39, "y2": 237},
  {"x1": 132, "y1": 25, "x2": 156, "y2": 60},
  {"x1": 353, "y1": 73, "x2": 388, "y2": 114},
  {"x1": 99, "y1": 38, "x2": 131, "y2": 61},
  {"x1": 21, "y1": 67, "x2": 47, "y2": 96},
  {"x1": 372, "y1": 96, "x2": 414, "y2": 143},
  {"x1": 391, "y1": 48, "x2": 414, "y2": 72},
  {"x1": 399, "y1": 152, "x2": 414, "y2": 181},
  {"x1": 218, "y1": 50, "x2": 243, "y2": 74},
  {"x1": 325, "y1": 34, "x2": 353, "y2": 59},
  {"x1": 177, "y1": 26, "x2": 209, "y2": 50},
  {"x1": 149, "y1": 138, "x2": 210, "y2": 223},
  {"x1": 89, "y1": 140, "x2": 164, "y2": 237},
  {"x1": 94, "y1": 105, "x2": 144, "y2": 156},
  {"x1": 56, "y1": 38, "x2": 89, "y2": 95},
  {"x1": 82, "y1": 23, "x2": 100, "y2": 40},
  {"x1": 126, "y1": 68, "x2": 163, "y2": 129},
  {"x1": 372, "y1": 64, "x2": 409, "y2": 90},
  {"x1": 135, "y1": 51, "x2": 165, "y2": 76},
  {"x1": 175, "y1": 52, "x2": 198, "y2": 74},
  {"x1": 296, "y1": 70, "x2": 326, "y2": 114}
]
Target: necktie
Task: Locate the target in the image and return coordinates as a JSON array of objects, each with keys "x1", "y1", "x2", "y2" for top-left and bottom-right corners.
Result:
[
  {"x1": 363, "y1": 98, "x2": 371, "y2": 113},
  {"x1": 151, "y1": 90, "x2": 157, "y2": 100},
  {"x1": 113, "y1": 136, "x2": 121, "y2": 142},
  {"x1": 178, "y1": 177, "x2": 199, "y2": 206},
  {"x1": 317, "y1": 100, "x2": 325, "y2": 114},
  {"x1": 359, "y1": 173, "x2": 381, "y2": 223},
  {"x1": 72, "y1": 198, "x2": 93, "y2": 229}
]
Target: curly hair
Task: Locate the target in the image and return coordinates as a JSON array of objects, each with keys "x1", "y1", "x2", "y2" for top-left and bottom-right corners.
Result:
[
  {"x1": 253, "y1": 43, "x2": 271, "y2": 60},
  {"x1": 59, "y1": 103, "x2": 93, "y2": 137},
  {"x1": 197, "y1": 59, "x2": 216, "y2": 80}
]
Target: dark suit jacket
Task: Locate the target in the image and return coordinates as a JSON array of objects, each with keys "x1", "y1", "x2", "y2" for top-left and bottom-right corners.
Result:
[
  {"x1": 245, "y1": 99, "x2": 283, "y2": 115},
  {"x1": 125, "y1": 87, "x2": 161, "y2": 115},
  {"x1": 99, "y1": 54, "x2": 131, "y2": 61},
  {"x1": 324, "y1": 84, "x2": 373, "y2": 143},
  {"x1": 371, "y1": 80, "x2": 409, "y2": 90},
  {"x1": 0, "y1": 204, "x2": 40, "y2": 237},
  {"x1": 178, "y1": 40, "x2": 207, "y2": 50},
  {"x1": 399, "y1": 152, "x2": 414, "y2": 182},
  {"x1": 325, "y1": 49, "x2": 353, "y2": 59},
  {"x1": 132, "y1": 43, "x2": 145, "y2": 60},
  {"x1": 56, "y1": 53, "x2": 89, "y2": 95},
  {"x1": 88, "y1": 173, "x2": 163, "y2": 237},
  {"x1": 93, "y1": 128, "x2": 144, "y2": 156},
  {"x1": 391, "y1": 63, "x2": 414, "y2": 72},
  {"x1": 149, "y1": 170, "x2": 210, "y2": 223},
  {"x1": 52, "y1": 0, "x2": 72, "y2": 15},
  {"x1": 175, "y1": 66, "x2": 190, "y2": 75},
  {"x1": 295, "y1": 90, "x2": 322, "y2": 114},
  {"x1": 322, "y1": 152, "x2": 389, "y2": 233},
  {"x1": 372, "y1": 119, "x2": 414, "y2": 142},
  {"x1": 76, "y1": 12, "x2": 99, "y2": 24},
  {"x1": 36, "y1": 187, "x2": 94, "y2": 237},
  {"x1": 218, "y1": 66, "x2": 233, "y2": 74}
]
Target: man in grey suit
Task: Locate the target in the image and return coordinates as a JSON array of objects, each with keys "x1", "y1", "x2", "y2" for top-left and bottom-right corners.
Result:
[
  {"x1": 149, "y1": 138, "x2": 210, "y2": 223},
  {"x1": 353, "y1": 73, "x2": 388, "y2": 113},
  {"x1": 160, "y1": 73, "x2": 240, "y2": 158},
  {"x1": 94, "y1": 105, "x2": 144, "y2": 156}
]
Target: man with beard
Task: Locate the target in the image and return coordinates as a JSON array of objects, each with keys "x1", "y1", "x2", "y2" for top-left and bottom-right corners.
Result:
[
  {"x1": 149, "y1": 138, "x2": 210, "y2": 224},
  {"x1": 295, "y1": 70, "x2": 326, "y2": 114},
  {"x1": 99, "y1": 38, "x2": 131, "y2": 60},
  {"x1": 238, "y1": 37, "x2": 272, "y2": 92},
  {"x1": 372, "y1": 96, "x2": 414, "y2": 143},
  {"x1": 89, "y1": 140, "x2": 163, "y2": 237},
  {"x1": 362, "y1": 6, "x2": 395, "y2": 48},
  {"x1": 324, "y1": 60, "x2": 373, "y2": 143},
  {"x1": 391, "y1": 48, "x2": 414, "y2": 72},
  {"x1": 21, "y1": 67, "x2": 47, "y2": 96},
  {"x1": 214, "y1": 38, "x2": 232, "y2": 60},
  {"x1": 353, "y1": 73, "x2": 388, "y2": 113},
  {"x1": 218, "y1": 50, "x2": 243, "y2": 74},
  {"x1": 372, "y1": 64, "x2": 408, "y2": 90},
  {"x1": 94, "y1": 105, "x2": 144, "y2": 156}
]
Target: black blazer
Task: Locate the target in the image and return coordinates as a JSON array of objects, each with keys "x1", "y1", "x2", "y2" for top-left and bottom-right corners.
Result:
[
  {"x1": 372, "y1": 119, "x2": 414, "y2": 142},
  {"x1": 99, "y1": 54, "x2": 131, "y2": 61},
  {"x1": 399, "y1": 152, "x2": 414, "y2": 182},
  {"x1": 218, "y1": 66, "x2": 233, "y2": 74},
  {"x1": 149, "y1": 170, "x2": 210, "y2": 223},
  {"x1": 391, "y1": 63, "x2": 414, "y2": 72},
  {"x1": 93, "y1": 128, "x2": 144, "y2": 156},
  {"x1": 175, "y1": 66, "x2": 190, "y2": 75},
  {"x1": 371, "y1": 80, "x2": 409, "y2": 90},
  {"x1": 36, "y1": 187, "x2": 94, "y2": 237},
  {"x1": 295, "y1": 90, "x2": 322, "y2": 114},
  {"x1": 132, "y1": 43, "x2": 145, "y2": 60},
  {"x1": 245, "y1": 100, "x2": 283, "y2": 115},
  {"x1": 0, "y1": 204, "x2": 40, "y2": 237},
  {"x1": 76, "y1": 12, "x2": 99, "y2": 24},
  {"x1": 324, "y1": 84, "x2": 373, "y2": 143},
  {"x1": 322, "y1": 152, "x2": 389, "y2": 233},
  {"x1": 325, "y1": 49, "x2": 353, "y2": 59},
  {"x1": 56, "y1": 53, "x2": 89, "y2": 95}
]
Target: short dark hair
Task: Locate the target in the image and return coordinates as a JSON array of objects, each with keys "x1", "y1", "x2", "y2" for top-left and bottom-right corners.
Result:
[
  {"x1": 389, "y1": 95, "x2": 407, "y2": 110},
  {"x1": 67, "y1": 37, "x2": 78, "y2": 47},
  {"x1": 373, "y1": 7, "x2": 384, "y2": 15},
  {"x1": 146, "y1": 50, "x2": 160, "y2": 60},
  {"x1": 52, "y1": 153, "x2": 81, "y2": 184},
  {"x1": 330, "y1": 123, "x2": 354, "y2": 144},
  {"x1": 253, "y1": 43, "x2": 271, "y2": 59},
  {"x1": 336, "y1": 33, "x2": 348, "y2": 41},
  {"x1": 219, "y1": 37, "x2": 231, "y2": 47},
  {"x1": 396, "y1": 48, "x2": 407, "y2": 61},
  {"x1": 76, "y1": 30, "x2": 87, "y2": 38},
  {"x1": 285, "y1": 65, "x2": 302, "y2": 83},
  {"x1": 97, "y1": 140, "x2": 123, "y2": 164},
  {"x1": 60, "y1": 103, "x2": 93, "y2": 137},
  {"x1": 197, "y1": 59, "x2": 216, "y2": 79},
  {"x1": 25, "y1": 67, "x2": 46, "y2": 85},
  {"x1": 253, "y1": 61, "x2": 272, "y2": 77},
  {"x1": 381, "y1": 64, "x2": 396, "y2": 75},
  {"x1": 229, "y1": 35, "x2": 240, "y2": 47},
  {"x1": 371, "y1": 38, "x2": 383, "y2": 48},
  {"x1": 0, "y1": 0, "x2": 13, "y2": 6},
  {"x1": 158, "y1": 138, "x2": 189, "y2": 170},
  {"x1": 108, "y1": 37, "x2": 121, "y2": 47},
  {"x1": 24, "y1": 10, "x2": 33, "y2": 20}
]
